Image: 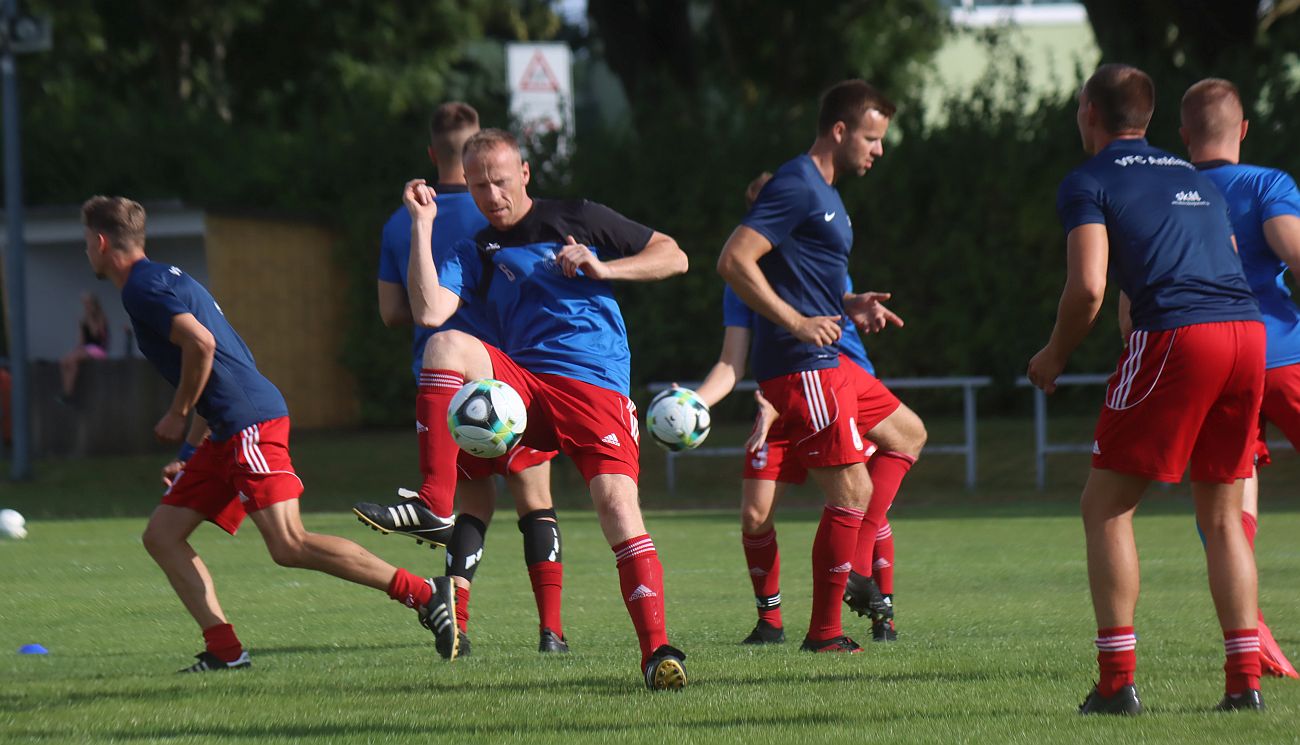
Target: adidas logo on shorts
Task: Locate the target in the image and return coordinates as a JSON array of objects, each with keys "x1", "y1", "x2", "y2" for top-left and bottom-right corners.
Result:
[{"x1": 602, "y1": 433, "x2": 621, "y2": 447}]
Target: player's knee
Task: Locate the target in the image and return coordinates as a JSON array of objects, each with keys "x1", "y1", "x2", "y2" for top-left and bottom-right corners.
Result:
[
  {"x1": 265, "y1": 533, "x2": 309, "y2": 568},
  {"x1": 423, "y1": 329, "x2": 477, "y2": 369},
  {"x1": 141, "y1": 524, "x2": 173, "y2": 558},
  {"x1": 740, "y1": 507, "x2": 773, "y2": 535}
]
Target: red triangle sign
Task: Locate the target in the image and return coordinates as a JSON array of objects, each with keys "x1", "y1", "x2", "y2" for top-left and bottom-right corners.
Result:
[{"x1": 518, "y1": 51, "x2": 562, "y2": 93}]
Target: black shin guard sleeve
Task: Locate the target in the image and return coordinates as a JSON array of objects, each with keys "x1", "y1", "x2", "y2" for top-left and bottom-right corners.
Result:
[
  {"x1": 446, "y1": 514, "x2": 488, "y2": 581},
  {"x1": 518, "y1": 508, "x2": 561, "y2": 565}
]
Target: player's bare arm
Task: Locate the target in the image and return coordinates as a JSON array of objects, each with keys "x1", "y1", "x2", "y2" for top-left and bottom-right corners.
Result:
[
  {"x1": 843, "y1": 291, "x2": 904, "y2": 333},
  {"x1": 161, "y1": 415, "x2": 211, "y2": 488},
  {"x1": 157, "y1": 313, "x2": 215, "y2": 444},
  {"x1": 377, "y1": 280, "x2": 413, "y2": 327},
  {"x1": 1263, "y1": 214, "x2": 1300, "y2": 271},
  {"x1": 557, "y1": 231, "x2": 688, "y2": 281},
  {"x1": 696, "y1": 326, "x2": 751, "y2": 407},
  {"x1": 718, "y1": 224, "x2": 841, "y2": 346},
  {"x1": 1028, "y1": 223, "x2": 1109, "y2": 393},
  {"x1": 403, "y1": 179, "x2": 464, "y2": 327}
]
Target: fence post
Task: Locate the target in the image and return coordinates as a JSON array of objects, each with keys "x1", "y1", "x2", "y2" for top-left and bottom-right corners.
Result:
[
  {"x1": 1033, "y1": 387, "x2": 1047, "y2": 490},
  {"x1": 963, "y1": 383, "x2": 977, "y2": 489}
]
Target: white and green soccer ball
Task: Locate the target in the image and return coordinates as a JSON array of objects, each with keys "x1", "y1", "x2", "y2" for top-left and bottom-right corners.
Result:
[
  {"x1": 447, "y1": 379, "x2": 528, "y2": 458},
  {"x1": 646, "y1": 387, "x2": 711, "y2": 452},
  {"x1": 0, "y1": 509, "x2": 27, "y2": 540}
]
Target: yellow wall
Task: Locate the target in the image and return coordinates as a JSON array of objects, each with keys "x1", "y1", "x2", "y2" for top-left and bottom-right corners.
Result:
[{"x1": 204, "y1": 215, "x2": 359, "y2": 429}]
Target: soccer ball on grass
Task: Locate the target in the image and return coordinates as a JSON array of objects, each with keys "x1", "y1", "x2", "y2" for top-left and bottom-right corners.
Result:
[
  {"x1": 0, "y1": 509, "x2": 27, "y2": 540},
  {"x1": 447, "y1": 379, "x2": 527, "y2": 458},
  {"x1": 646, "y1": 387, "x2": 711, "y2": 452}
]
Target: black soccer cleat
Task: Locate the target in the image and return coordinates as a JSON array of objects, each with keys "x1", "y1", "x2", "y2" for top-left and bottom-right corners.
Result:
[
  {"x1": 353, "y1": 491, "x2": 454, "y2": 548},
  {"x1": 178, "y1": 649, "x2": 251, "y2": 673},
  {"x1": 799, "y1": 635, "x2": 863, "y2": 654},
  {"x1": 871, "y1": 616, "x2": 897, "y2": 642},
  {"x1": 843, "y1": 571, "x2": 890, "y2": 618},
  {"x1": 417, "y1": 576, "x2": 459, "y2": 660},
  {"x1": 456, "y1": 631, "x2": 471, "y2": 658},
  {"x1": 643, "y1": 645, "x2": 688, "y2": 690},
  {"x1": 539, "y1": 628, "x2": 570, "y2": 653},
  {"x1": 741, "y1": 620, "x2": 786, "y2": 645},
  {"x1": 1215, "y1": 689, "x2": 1264, "y2": 712},
  {"x1": 1078, "y1": 684, "x2": 1143, "y2": 715}
]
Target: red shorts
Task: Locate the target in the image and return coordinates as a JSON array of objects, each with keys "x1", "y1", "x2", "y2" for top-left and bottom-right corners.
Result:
[
  {"x1": 755, "y1": 356, "x2": 899, "y2": 472},
  {"x1": 1092, "y1": 321, "x2": 1265, "y2": 483},
  {"x1": 1254, "y1": 362, "x2": 1300, "y2": 466},
  {"x1": 162, "y1": 417, "x2": 303, "y2": 535},
  {"x1": 481, "y1": 343, "x2": 640, "y2": 482},
  {"x1": 457, "y1": 445, "x2": 557, "y2": 481}
]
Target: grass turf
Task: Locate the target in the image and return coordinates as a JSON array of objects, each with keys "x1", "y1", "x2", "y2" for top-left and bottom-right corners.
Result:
[{"x1": 2, "y1": 422, "x2": 1299, "y2": 743}]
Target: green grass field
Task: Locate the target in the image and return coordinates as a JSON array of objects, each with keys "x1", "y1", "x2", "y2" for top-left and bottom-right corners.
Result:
[{"x1": 2, "y1": 421, "x2": 1299, "y2": 743}]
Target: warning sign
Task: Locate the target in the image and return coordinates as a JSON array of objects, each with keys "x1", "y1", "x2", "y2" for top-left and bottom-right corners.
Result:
[
  {"x1": 507, "y1": 43, "x2": 574, "y2": 153},
  {"x1": 518, "y1": 51, "x2": 562, "y2": 93}
]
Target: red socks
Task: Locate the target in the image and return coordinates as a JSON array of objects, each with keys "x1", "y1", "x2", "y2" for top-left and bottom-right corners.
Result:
[
  {"x1": 454, "y1": 584, "x2": 471, "y2": 634},
  {"x1": 416, "y1": 369, "x2": 464, "y2": 517},
  {"x1": 386, "y1": 568, "x2": 432, "y2": 610},
  {"x1": 202, "y1": 623, "x2": 244, "y2": 663},
  {"x1": 612, "y1": 534, "x2": 668, "y2": 665},
  {"x1": 742, "y1": 528, "x2": 782, "y2": 627},
  {"x1": 1095, "y1": 626, "x2": 1137, "y2": 697},
  {"x1": 810, "y1": 505, "x2": 864, "y2": 642},
  {"x1": 873, "y1": 522, "x2": 895, "y2": 595},
  {"x1": 528, "y1": 560, "x2": 565, "y2": 637},
  {"x1": 853, "y1": 451, "x2": 914, "y2": 575},
  {"x1": 1225, "y1": 629, "x2": 1262, "y2": 695}
]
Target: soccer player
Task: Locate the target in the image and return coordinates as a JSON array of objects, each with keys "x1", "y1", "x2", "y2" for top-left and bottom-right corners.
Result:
[
  {"x1": 1180, "y1": 77, "x2": 1300, "y2": 679},
  {"x1": 717, "y1": 80, "x2": 927, "y2": 653},
  {"x1": 697, "y1": 279, "x2": 902, "y2": 645},
  {"x1": 400, "y1": 128, "x2": 690, "y2": 688},
  {"x1": 80, "y1": 196, "x2": 459, "y2": 671},
  {"x1": 1028, "y1": 64, "x2": 1266, "y2": 713},
  {"x1": 355, "y1": 102, "x2": 568, "y2": 655}
]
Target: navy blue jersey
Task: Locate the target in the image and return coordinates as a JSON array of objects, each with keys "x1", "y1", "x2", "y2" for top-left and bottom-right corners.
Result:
[
  {"x1": 378, "y1": 185, "x2": 496, "y2": 378},
  {"x1": 1198, "y1": 162, "x2": 1300, "y2": 368},
  {"x1": 722, "y1": 280, "x2": 874, "y2": 375},
  {"x1": 437, "y1": 199, "x2": 653, "y2": 395},
  {"x1": 121, "y1": 259, "x2": 287, "y2": 441},
  {"x1": 740, "y1": 155, "x2": 853, "y2": 381},
  {"x1": 1056, "y1": 139, "x2": 1259, "y2": 331}
]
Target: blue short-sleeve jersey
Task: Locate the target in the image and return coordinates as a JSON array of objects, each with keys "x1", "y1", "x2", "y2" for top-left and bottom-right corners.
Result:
[
  {"x1": 378, "y1": 185, "x2": 497, "y2": 378},
  {"x1": 740, "y1": 154, "x2": 854, "y2": 381},
  {"x1": 436, "y1": 198, "x2": 653, "y2": 395},
  {"x1": 1197, "y1": 162, "x2": 1300, "y2": 368},
  {"x1": 1056, "y1": 139, "x2": 1259, "y2": 331},
  {"x1": 721, "y1": 279, "x2": 874, "y2": 375},
  {"x1": 120, "y1": 259, "x2": 288, "y2": 441}
]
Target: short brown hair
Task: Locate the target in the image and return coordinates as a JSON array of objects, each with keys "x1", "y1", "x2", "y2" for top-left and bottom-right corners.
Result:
[
  {"x1": 1180, "y1": 78, "x2": 1244, "y2": 143},
  {"x1": 1083, "y1": 64, "x2": 1155, "y2": 135},
  {"x1": 81, "y1": 196, "x2": 146, "y2": 249},
  {"x1": 463, "y1": 128, "x2": 521, "y2": 163},
  {"x1": 818, "y1": 80, "x2": 896, "y2": 136},
  {"x1": 429, "y1": 102, "x2": 480, "y2": 165}
]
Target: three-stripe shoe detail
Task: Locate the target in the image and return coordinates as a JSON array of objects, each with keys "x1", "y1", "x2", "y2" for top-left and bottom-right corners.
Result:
[
  {"x1": 178, "y1": 649, "x2": 251, "y2": 673},
  {"x1": 389, "y1": 502, "x2": 423, "y2": 528},
  {"x1": 419, "y1": 577, "x2": 460, "y2": 660}
]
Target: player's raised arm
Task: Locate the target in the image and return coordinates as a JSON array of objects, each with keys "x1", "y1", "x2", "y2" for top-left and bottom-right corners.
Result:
[
  {"x1": 717, "y1": 225, "x2": 841, "y2": 347},
  {"x1": 157, "y1": 313, "x2": 215, "y2": 444},
  {"x1": 403, "y1": 178, "x2": 464, "y2": 327},
  {"x1": 1028, "y1": 223, "x2": 1109, "y2": 393}
]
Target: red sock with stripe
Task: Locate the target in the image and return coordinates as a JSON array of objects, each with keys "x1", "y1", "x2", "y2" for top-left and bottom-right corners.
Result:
[
  {"x1": 386, "y1": 568, "x2": 433, "y2": 609},
  {"x1": 416, "y1": 369, "x2": 464, "y2": 517},
  {"x1": 852, "y1": 451, "x2": 915, "y2": 575},
  {"x1": 742, "y1": 528, "x2": 782, "y2": 627},
  {"x1": 810, "y1": 505, "x2": 864, "y2": 642},
  {"x1": 1095, "y1": 626, "x2": 1137, "y2": 697},
  {"x1": 612, "y1": 534, "x2": 668, "y2": 665},
  {"x1": 202, "y1": 623, "x2": 244, "y2": 663},
  {"x1": 454, "y1": 584, "x2": 471, "y2": 634},
  {"x1": 1225, "y1": 629, "x2": 1262, "y2": 695},
  {"x1": 873, "y1": 521, "x2": 895, "y2": 595},
  {"x1": 527, "y1": 561, "x2": 564, "y2": 637}
]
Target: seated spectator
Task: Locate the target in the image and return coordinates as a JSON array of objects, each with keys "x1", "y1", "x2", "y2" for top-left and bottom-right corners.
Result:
[{"x1": 59, "y1": 292, "x2": 109, "y2": 402}]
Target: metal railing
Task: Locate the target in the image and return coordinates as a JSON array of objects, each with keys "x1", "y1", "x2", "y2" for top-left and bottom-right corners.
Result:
[{"x1": 647, "y1": 376, "x2": 993, "y2": 495}]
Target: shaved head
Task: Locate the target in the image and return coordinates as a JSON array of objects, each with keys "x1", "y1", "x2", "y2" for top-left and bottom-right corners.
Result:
[{"x1": 1181, "y1": 78, "x2": 1244, "y2": 145}]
